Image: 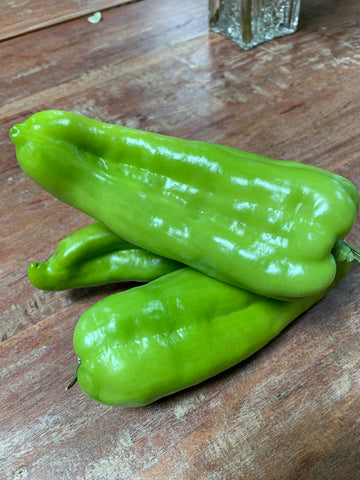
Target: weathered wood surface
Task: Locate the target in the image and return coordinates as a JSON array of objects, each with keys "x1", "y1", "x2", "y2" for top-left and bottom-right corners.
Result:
[
  {"x1": 1, "y1": 0, "x2": 360, "y2": 479},
  {"x1": 0, "y1": 0, "x2": 135, "y2": 41}
]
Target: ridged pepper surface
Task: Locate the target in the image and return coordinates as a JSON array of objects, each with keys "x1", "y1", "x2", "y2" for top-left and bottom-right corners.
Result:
[
  {"x1": 28, "y1": 222, "x2": 182, "y2": 290},
  {"x1": 10, "y1": 110, "x2": 359, "y2": 299},
  {"x1": 71, "y1": 261, "x2": 351, "y2": 406}
]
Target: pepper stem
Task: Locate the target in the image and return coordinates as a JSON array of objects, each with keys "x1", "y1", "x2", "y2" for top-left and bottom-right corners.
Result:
[
  {"x1": 347, "y1": 242, "x2": 360, "y2": 263},
  {"x1": 66, "y1": 359, "x2": 80, "y2": 390},
  {"x1": 332, "y1": 239, "x2": 360, "y2": 264}
]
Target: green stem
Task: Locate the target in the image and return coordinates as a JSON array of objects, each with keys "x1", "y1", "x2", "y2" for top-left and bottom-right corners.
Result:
[
  {"x1": 344, "y1": 241, "x2": 360, "y2": 263},
  {"x1": 332, "y1": 239, "x2": 360, "y2": 264},
  {"x1": 66, "y1": 360, "x2": 80, "y2": 390}
]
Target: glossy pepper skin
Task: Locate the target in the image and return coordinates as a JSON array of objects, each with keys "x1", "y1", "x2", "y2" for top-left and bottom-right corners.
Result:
[
  {"x1": 72, "y1": 261, "x2": 351, "y2": 407},
  {"x1": 30, "y1": 223, "x2": 359, "y2": 291},
  {"x1": 28, "y1": 222, "x2": 182, "y2": 290},
  {"x1": 10, "y1": 110, "x2": 359, "y2": 299}
]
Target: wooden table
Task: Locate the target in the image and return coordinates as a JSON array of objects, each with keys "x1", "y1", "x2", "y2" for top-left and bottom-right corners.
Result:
[{"x1": 1, "y1": 1, "x2": 359, "y2": 479}]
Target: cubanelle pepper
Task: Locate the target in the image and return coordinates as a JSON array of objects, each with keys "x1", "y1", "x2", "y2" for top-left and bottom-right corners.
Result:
[
  {"x1": 10, "y1": 110, "x2": 359, "y2": 300},
  {"x1": 28, "y1": 222, "x2": 182, "y2": 290},
  {"x1": 70, "y1": 260, "x2": 351, "y2": 407}
]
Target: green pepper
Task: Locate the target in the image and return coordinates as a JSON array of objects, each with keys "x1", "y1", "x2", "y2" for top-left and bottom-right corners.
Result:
[
  {"x1": 28, "y1": 222, "x2": 182, "y2": 290},
  {"x1": 70, "y1": 259, "x2": 351, "y2": 407},
  {"x1": 10, "y1": 110, "x2": 359, "y2": 299}
]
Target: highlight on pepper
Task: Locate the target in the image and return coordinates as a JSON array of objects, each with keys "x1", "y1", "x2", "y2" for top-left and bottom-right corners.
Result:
[{"x1": 10, "y1": 109, "x2": 359, "y2": 407}]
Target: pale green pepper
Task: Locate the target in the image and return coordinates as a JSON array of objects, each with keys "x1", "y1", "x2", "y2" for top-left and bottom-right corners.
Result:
[
  {"x1": 28, "y1": 222, "x2": 182, "y2": 290},
  {"x1": 70, "y1": 261, "x2": 351, "y2": 406},
  {"x1": 10, "y1": 110, "x2": 359, "y2": 300}
]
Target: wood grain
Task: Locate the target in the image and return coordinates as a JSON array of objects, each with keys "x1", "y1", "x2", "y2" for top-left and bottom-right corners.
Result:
[
  {"x1": 1, "y1": 0, "x2": 360, "y2": 478},
  {"x1": 0, "y1": 0, "x2": 141, "y2": 41}
]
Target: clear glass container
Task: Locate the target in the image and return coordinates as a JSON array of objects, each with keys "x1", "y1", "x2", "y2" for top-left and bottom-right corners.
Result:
[{"x1": 209, "y1": 0, "x2": 301, "y2": 50}]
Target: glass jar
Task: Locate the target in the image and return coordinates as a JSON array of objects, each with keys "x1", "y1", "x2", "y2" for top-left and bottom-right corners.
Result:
[{"x1": 209, "y1": 0, "x2": 301, "y2": 50}]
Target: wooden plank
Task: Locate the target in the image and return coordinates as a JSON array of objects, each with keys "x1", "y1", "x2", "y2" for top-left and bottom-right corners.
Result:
[
  {"x1": 0, "y1": 0, "x2": 142, "y2": 41},
  {"x1": 1, "y1": 0, "x2": 360, "y2": 478},
  {"x1": 1, "y1": 268, "x2": 359, "y2": 480}
]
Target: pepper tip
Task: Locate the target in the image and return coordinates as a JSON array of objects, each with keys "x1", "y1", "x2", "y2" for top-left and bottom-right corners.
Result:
[{"x1": 9, "y1": 124, "x2": 22, "y2": 143}]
